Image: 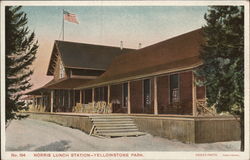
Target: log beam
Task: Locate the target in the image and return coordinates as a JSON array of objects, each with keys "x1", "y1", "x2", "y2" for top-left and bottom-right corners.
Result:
[
  {"x1": 192, "y1": 71, "x2": 197, "y2": 116},
  {"x1": 92, "y1": 88, "x2": 95, "y2": 107},
  {"x1": 50, "y1": 90, "x2": 54, "y2": 113},
  {"x1": 107, "y1": 85, "x2": 110, "y2": 104},
  {"x1": 154, "y1": 76, "x2": 158, "y2": 115},
  {"x1": 128, "y1": 82, "x2": 131, "y2": 114}
]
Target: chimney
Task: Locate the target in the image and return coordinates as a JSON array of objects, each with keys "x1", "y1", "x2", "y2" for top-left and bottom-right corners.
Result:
[
  {"x1": 120, "y1": 41, "x2": 123, "y2": 50},
  {"x1": 138, "y1": 43, "x2": 142, "y2": 49}
]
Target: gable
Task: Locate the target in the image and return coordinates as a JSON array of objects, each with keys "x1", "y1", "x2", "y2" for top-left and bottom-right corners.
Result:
[
  {"x1": 53, "y1": 56, "x2": 66, "y2": 80},
  {"x1": 46, "y1": 41, "x2": 135, "y2": 76}
]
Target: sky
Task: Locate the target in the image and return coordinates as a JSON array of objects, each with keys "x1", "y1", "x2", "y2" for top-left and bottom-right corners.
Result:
[{"x1": 21, "y1": 6, "x2": 209, "y2": 90}]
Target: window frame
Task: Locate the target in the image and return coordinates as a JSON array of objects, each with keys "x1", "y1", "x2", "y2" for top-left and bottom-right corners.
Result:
[
  {"x1": 143, "y1": 79, "x2": 151, "y2": 108},
  {"x1": 122, "y1": 82, "x2": 128, "y2": 108},
  {"x1": 169, "y1": 73, "x2": 180, "y2": 103}
]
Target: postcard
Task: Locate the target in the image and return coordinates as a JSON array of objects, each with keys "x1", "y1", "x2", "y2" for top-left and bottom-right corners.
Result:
[{"x1": 1, "y1": 1, "x2": 249, "y2": 160}]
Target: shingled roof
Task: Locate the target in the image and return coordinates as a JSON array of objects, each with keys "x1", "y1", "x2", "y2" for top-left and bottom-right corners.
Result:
[
  {"x1": 76, "y1": 28, "x2": 204, "y2": 89},
  {"x1": 25, "y1": 77, "x2": 90, "y2": 95},
  {"x1": 47, "y1": 40, "x2": 134, "y2": 75}
]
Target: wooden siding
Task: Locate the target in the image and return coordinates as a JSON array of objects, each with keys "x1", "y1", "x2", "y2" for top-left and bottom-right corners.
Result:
[
  {"x1": 195, "y1": 118, "x2": 240, "y2": 143},
  {"x1": 133, "y1": 116, "x2": 240, "y2": 143},
  {"x1": 71, "y1": 68, "x2": 105, "y2": 77},
  {"x1": 53, "y1": 56, "x2": 67, "y2": 80},
  {"x1": 27, "y1": 112, "x2": 93, "y2": 134},
  {"x1": 157, "y1": 75, "x2": 169, "y2": 114},
  {"x1": 180, "y1": 71, "x2": 193, "y2": 115},
  {"x1": 196, "y1": 86, "x2": 205, "y2": 99},
  {"x1": 134, "y1": 117, "x2": 195, "y2": 143},
  {"x1": 110, "y1": 84, "x2": 126, "y2": 113},
  {"x1": 131, "y1": 80, "x2": 143, "y2": 113}
]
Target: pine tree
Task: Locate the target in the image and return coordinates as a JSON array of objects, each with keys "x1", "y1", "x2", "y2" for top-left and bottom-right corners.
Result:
[
  {"x1": 196, "y1": 6, "x2": 244, "y2": 151},
  {"x1": 5, "y1": 6, "x2": 38, "y2": 122}
]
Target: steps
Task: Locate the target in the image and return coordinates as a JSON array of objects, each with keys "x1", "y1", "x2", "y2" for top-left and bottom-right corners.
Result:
[{"x1": 89, "y1": 115, "x2": 146, "y2": 138}]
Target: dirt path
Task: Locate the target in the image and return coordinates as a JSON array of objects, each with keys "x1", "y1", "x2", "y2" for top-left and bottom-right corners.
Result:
[{"x1": 5, "y1": 118, "x2": 240, "y2": 151}]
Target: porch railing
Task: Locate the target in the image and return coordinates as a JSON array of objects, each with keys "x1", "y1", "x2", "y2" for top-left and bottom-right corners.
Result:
[
  {"x1": 73, "y1": 101, "x2": 112, "y2": 114},
  {"x1": 196, "y1": 99, "x2": 216, "y2": 116}
]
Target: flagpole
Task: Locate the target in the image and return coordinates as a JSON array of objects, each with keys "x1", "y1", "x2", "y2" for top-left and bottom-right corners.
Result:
[{"x1": 62, "y1": 9, "x2": 64, "y2": 40}]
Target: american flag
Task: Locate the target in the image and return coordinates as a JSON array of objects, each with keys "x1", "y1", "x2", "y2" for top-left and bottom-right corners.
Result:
[{"x1": 63, "y1": 11, "x2": 79, "y2": 24}]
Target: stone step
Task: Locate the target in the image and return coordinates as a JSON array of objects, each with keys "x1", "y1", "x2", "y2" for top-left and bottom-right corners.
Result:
[
  {"x1": 89, "y1": 116, "x2": 132, "y2": 119},
  {"x1": 94, "y1": 123, "x2": 136, "y2": 127},
  {"x1": 91, "y1": 118, "x2": 133, "y2": 122},
  {"x1": 97, "y1": 126, "x2": 138, "y2": 130},
  {"x1": 98, "y1": 131, "x2": 146, "y2": 137},
  {"x1": 96, "y1": 128, "x2": 139, "y2": 133},
  {"x1": 93, "y1": 121, "x2": 134, "y2": 124}
]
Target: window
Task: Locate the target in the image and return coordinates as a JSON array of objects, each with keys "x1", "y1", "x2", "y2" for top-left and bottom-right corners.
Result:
[
  {"x1": 143, "y1": 79, "x2": 151, "y2": 107},
  {"x1": 122, "y1": 83, "x2": 128, "y2": 107},
  {"x1": 95, "y1": 87, "x2": 105, "y2": 102},
  {"x1": 84, "y1": 89, "x2": 92, "y2": 104},
  {"x1": 170, "y1": 74, "x2": 179, "y2": 103},
  {"x1": 59, "y1": 61, "x2": 65, "y2": 79}
]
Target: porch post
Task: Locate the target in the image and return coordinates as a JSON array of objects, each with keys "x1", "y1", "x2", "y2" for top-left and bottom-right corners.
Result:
[
  {"x1": 41, "y1": 92, "x2": 44, "y2": 107},
  {"x1": 83, "y1": 90, "x2": 85, "y2": 104},
  {"x1": 32, "y1": 96, "x2": 35, "y2": 108},
  {"x1": 154, "y1": 76, "x2": 158, "y2": 115},
  {"x1": 79, "y1": 90, "x2": 82, "y2": 104},
  {"x1": 62, "y1": 90, "x2": 65, "y2": 107},
  {"x1": 50, "y1": 90, "x2": 54, "y2": 113},
  {"x1": 73, "y1": 90, "x2": 75, "y2": 106},
  {"x1": 68, "y1": 90, "x2": 71, "y2": 109},
  {"x1": 36, "y1": 97, "x2": 38, "y2": 107},
  {"x1": 192, "y1": 71, "x2": 197, "y2": 116},
  {"x1": 92, "y1": 88, "x2": 95, "y2": 107},
  {"x1": 107, "y1": 85, "x2": 110, "y2": 104},
  {"x1": 128, "y1": 81, "x2": 131, "y2": 114}
]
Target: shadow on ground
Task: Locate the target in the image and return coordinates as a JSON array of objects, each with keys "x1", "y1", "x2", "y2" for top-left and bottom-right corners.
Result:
[
  {"x1": 7, "y1": 144, "x2": 35, "y2": 151},
  {"x1": 34, "y1": 140, "x2": 71, "y2": 151}
]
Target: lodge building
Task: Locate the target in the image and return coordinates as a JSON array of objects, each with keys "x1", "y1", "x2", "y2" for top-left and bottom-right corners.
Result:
[
  {"x1": 26, "y1": 29, "x2": 240, "y2": 143},
  {"x1": 27, "y1": 29, "x2": 205, "y2": 115}
]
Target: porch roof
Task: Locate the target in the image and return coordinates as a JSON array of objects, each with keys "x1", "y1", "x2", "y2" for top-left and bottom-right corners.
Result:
[
  {"x1": 25, "y1": 78, "x2": 89, "y2": 95},
  {"x1": 76, "y1": 28, "x2": 204, "y2": 89}
]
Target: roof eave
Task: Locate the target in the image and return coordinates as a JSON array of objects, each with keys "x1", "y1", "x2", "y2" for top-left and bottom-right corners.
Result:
[{"x1": 75, "y1": 62, "x2": 203, "y2": 90}]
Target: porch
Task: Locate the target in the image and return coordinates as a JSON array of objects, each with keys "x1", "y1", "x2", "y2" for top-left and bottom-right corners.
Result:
[
  {"x1": 29, "y1": 70, "x2": 210, "y2": 116},
  {"x1": 25, "y1": 112, "x2": 240, "y2": 143}
]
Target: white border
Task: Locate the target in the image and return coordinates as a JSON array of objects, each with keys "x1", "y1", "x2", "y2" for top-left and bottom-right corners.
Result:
[{"x1": 1, "y1": 1, "x2": 249, "y2": 160}]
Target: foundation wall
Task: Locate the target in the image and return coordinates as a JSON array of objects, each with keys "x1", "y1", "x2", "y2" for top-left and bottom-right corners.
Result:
[
  {"x1": 133, "y1": 116, "x2": 240, "y2": 143},
  {"x1": 27, "y1": 112, "x2": 93, "y2": 134},
  {"x1": 134, "y1": 116, "x2": 195, "y2": 143},
  {"x1": 26, "y1": 112, "x2": 240, "y2": 144},
  {"x1": 195, "y1": 118, "x2": 241, "y2": 143}
]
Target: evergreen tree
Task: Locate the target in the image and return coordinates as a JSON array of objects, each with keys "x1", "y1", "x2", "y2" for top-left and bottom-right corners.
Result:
[
  {"x1": 196, "y1": 6, "x2": 244, "y2": 151},
  {"x1": 5, "y1": 6, "x2": 38, "y2": 122}
]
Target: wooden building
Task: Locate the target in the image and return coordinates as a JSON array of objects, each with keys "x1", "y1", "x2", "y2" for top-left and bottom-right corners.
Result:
[
  {"x1": 26, "y1": 28, "x2": 240, "y2": 143},
  {"x1": 27, "y1": 29, "x2": 207, "y2": 116},
  {"x1": 27, "y1": 40, "x2": 134, "y2": 112},
  {"x1": 75, "y1": 28, "x2": 206, "y2": 116}
]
